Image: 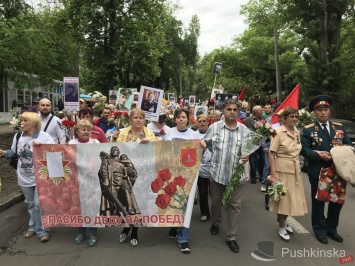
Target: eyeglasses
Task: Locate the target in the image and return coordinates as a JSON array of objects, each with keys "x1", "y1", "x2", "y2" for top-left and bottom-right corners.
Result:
[
  {"x1": 288, "y1": 115, "x2": 299, "y2": 119},
  {"x1": 225, "y1": 108, "x2": 238, "y2": 112}
]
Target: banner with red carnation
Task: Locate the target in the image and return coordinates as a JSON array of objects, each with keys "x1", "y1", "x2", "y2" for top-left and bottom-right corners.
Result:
[{"x1": 33, "y1": 140, "x2": 202, "y2": 229}]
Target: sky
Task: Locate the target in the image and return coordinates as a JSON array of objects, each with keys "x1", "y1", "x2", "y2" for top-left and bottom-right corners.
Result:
[{"x1": 175, "y1": 0, "x2": 250, "y2": 55}]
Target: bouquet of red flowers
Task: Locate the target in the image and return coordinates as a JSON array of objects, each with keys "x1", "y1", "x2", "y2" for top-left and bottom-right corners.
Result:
[
  {"x1": 151, "y1": 169, "x2": 188, "y2": 213},
  {"x1": 113, "y1": 111, "x2": 129, "y2": 129},
  {"x1": 62, "y1": 120, "x2": 76, "y2": 141}
]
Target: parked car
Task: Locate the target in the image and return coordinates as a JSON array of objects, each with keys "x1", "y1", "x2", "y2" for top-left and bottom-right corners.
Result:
[{"x1": 300, "y1": 119, "x2": 355, "y2": 173}]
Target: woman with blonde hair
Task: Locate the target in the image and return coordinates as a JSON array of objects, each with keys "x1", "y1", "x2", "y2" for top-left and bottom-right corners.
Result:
[
  {"x1": 0, "y1": 112, "x2": 54, "y2": 242},
  {"x1": 69, "y1": 119, "x2": 100, "y2": 246},
  {"x1": 70, "y1": 120, "x2": 98, "y2": 144},
  {"x1": 111, "y1": 108, "x2": 155, "y2": 246},
  {"x1": 112, "y1": 109, "x2": 155, "y2": 143}
]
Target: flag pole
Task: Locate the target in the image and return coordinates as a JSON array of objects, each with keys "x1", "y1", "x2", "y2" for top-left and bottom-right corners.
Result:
[{"x1": 213, "y1": 74, "x2": 217, "y2": 89}]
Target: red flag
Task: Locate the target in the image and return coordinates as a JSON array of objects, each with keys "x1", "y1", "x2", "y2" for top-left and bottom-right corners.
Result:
[
  {"x1": 271, "y1": 83, "x2": 300, "y2": 124},
  {"x1": 239, "y1": 86, "x2": 246, "y2": 100}
]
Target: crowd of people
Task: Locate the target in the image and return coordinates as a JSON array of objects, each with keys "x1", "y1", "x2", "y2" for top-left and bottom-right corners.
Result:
[{"x1": 0, "y1": 93, "x2": 351, "y2": 254}]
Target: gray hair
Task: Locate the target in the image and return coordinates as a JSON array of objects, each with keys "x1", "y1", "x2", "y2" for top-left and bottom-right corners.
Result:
[{"x1": 252, "y1": 105, "x2": 261, "y2": 114}]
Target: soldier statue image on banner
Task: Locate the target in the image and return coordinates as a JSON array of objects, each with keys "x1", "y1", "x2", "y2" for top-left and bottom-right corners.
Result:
[{"x1": 98, "y1": 146, "x2": 142, "y2": 226}]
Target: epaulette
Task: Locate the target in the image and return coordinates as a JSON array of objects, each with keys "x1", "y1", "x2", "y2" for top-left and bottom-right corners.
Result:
[
  {"x1": 332, "y1": 122, "x2": 342, "y2": 126},
  {"x1": 304, "y1": 123, "x2": 314, "y2": 129}
]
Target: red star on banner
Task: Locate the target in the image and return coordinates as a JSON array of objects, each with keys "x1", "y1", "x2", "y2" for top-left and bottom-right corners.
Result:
[{"x1": 37, "y1": 147, "x2": 71, "y2": 184}]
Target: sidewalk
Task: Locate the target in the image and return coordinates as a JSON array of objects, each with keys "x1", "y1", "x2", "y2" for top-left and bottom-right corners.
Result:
[
  {"x1": 0, "y1": 123, "x2": 24, "y2": 212},
  {"x1": 0, "y1": 123, "x2": 14, "y2": 134}
]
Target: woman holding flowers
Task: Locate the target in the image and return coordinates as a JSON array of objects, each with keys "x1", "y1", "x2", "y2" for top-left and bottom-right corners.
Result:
[
  {"x1": 111, "y1": 108, "x2": 155, "y2": 247},
  {"x1": 69, "y1": 120, "x2": 100, "y2": 247},
  {"x1": 268, "y1": 107, "x2": 308, "y2": 242}
]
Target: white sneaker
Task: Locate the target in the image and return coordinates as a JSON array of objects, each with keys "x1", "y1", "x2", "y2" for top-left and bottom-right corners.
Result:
[
  {"x1": 200, "y1": 216, "x2": 208, "y2": 221},
  {"x1": 286, "y1": 223, "x2": 293, "y2": 234},
  {"x1": 260, "y1": 186, "x2": 267, "y2": 192},
  {"x1": 279, "y1": 228, "x2": 290, "y2": 242}
]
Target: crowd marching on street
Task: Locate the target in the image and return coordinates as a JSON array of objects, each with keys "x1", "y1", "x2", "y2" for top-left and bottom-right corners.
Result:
[{"x1": 0, "y1": 91, "x2": 352, "y2": 255}]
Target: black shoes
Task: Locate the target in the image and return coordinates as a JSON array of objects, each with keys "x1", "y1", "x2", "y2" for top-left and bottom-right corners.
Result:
[
  {"x1": 315, "y1": 235, "x2": 328, "y2": 244},
  {"x1": 168, "y1": 228, "x2": 178, "y2": 239},
  {"x1": 210, "y1": 224, "x2": 219, "y2": 235},
  {"x1": 251, "y1": 180, "x2": 256, "y2": 184},
  {"x1": 327, "y1": 232, "x2": 343, "y2": 242},
  {"x1": 226, "y1": 240, "x2": 240, "y2": 253}
]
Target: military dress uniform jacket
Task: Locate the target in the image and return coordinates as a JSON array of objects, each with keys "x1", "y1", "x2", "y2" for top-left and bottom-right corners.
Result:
[{"x1": 300, "y1": 121, "x2": 351, "y2": 179}]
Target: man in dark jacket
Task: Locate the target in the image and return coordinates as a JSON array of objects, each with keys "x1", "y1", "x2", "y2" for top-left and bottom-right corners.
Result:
[{"x1": 301, "y1": 95, "x2": 351, "y2": 244}]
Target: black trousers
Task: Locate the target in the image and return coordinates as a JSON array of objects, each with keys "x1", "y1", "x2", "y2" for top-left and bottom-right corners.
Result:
[
  {"x1": 309, "y1": 178, "x2": 343, "y2": 236},
  {"x1": 249, "y1": 146, "x2": 264, "y2": 181},
  {"x1": 197, "y1": 176, "x2": 210, "y2": 216}
]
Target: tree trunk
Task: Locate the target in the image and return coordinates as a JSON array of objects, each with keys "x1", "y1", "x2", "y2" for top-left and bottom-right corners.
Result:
[{"x1": 320, "y1": 0, "x2": 329, "y2": 64}]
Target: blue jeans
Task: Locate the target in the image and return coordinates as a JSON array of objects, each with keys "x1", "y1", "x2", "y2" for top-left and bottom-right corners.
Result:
[
  {"x1": 21, "y1": 186, "x2": 50, "y2": 238},
  {"x1": 78, "y1": 227, "x2": 97, "y2": 237},
  {"x1": 177, "y1": 227, "x2": 190, "y2": 244}
]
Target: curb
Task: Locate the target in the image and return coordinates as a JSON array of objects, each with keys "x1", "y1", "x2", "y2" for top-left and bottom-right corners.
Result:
[{"x1": 0, "y1": 190, "x2": 24, "y2": 212}]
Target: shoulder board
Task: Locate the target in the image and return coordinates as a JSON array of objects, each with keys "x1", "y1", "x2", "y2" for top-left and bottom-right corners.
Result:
[
  {"x1": 304, "y1": 123, "x2": 314, "y2": 129},
  {"x1": 332, "y1": 122, "x2": 342, "y2": 126}
]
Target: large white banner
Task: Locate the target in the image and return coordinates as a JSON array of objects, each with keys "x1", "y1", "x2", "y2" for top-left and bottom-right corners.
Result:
[{"x1": 34, "y1": 140, "x2": 202, "y2": 229}]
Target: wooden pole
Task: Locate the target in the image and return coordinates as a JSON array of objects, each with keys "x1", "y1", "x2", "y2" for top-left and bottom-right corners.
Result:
[{"x1": 213, "y1": 74, "x2": 217, "y2": 89}]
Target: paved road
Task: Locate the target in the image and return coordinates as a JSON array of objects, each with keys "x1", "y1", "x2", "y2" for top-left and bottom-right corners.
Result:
[{"x1": 0, "y1": 172, "x2": 354, "y2": 266}]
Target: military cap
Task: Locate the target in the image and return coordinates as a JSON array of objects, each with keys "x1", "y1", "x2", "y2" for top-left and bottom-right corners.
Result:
[
  {"x1": 120, "y1": 88, "x2": 132, "y2": 96},
  {"x1": 308, "y1": 95, "x2": 333, "y2": 111},
  {"x1": 32, "y1": 97, "x2": 42, "y2": 104}
]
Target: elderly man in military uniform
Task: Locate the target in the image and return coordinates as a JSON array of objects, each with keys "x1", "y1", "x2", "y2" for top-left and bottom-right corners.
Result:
[
  {"x1": 141, "y1": 91, "x2": 158, "y2": 113},
  {"x1": 99, "y1": 146, "x2": 140, "y2": 217},
  {"x1": 301, "y1": 95, "x2": 351, "y2": 244},
  {"x1": 116, "y1": 88, "x2": 132, "y2": 111}
]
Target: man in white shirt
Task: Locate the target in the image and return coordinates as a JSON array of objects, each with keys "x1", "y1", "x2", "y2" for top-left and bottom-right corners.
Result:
[{"x1": 38, "y1": 99, "x2": 66, "y2": 144}]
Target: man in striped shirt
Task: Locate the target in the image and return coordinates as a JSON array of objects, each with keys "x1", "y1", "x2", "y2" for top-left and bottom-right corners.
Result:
[{"x1": 201, "y1": 99, "x2": 250, "y2": 254}]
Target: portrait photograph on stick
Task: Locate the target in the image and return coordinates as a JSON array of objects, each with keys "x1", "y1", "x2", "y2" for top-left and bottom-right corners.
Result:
[{"x1": 138, "y1": 86, "x2": 163, "y2": 122}]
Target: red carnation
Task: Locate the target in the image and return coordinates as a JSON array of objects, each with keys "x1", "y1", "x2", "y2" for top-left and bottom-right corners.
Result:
[
  {"x1": 210, "y1": 98, "x2": 215, "y2": 103},
  {"x1": 155, "y1": 194, "x2": 171, "y2": 209},
  {"x1": 158, "y1": 169, "x2": 171, "y2": 182},
  {"x1": 164, "y1": 182, "x2": 177, "y2": 196},
  {"x1": 326, "y1": 168, "x2": 335, "y2": 177},
  {"x1": 114, "y1": 111, "x2": 123, "y2": 116},
  {"x1": 173, "y1": 176, "x2": 186, "y2": 187},
  {"x1": 123, "y1": 112, "x2": 129, "y2": 117},
  {"x1": 160, "y1": 129, "x2": 165, "y2": 135},
  {"x1": 151, "y1": 178, "x2": 164, "y2": 193}
]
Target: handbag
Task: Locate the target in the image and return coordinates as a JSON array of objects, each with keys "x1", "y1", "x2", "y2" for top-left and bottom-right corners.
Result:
[
  {"x1": 330, "y1": 146, "x2": 355, "y2": 185},
  {"x1": 315, "y1": 164, "x2": 346, "y2": 204},
  {"x1": 9, "y1": 132, "x2": 21, "y2": 170}
]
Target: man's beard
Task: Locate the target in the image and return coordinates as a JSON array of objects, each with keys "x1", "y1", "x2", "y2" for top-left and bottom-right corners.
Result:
[{"x1": 40, "y1": 110, "x2": 50, "y2": 117}]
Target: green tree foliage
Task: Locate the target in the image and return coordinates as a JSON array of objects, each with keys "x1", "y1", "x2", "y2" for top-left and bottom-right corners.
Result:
[
  {"x1": 195, "y1": 0, "x2": 355, "y2": 116},
  {"x1": 66, "y1": 0, "x2": 171, "y2": 93},
  {"x1": 0, "y1": 1, "x2": 76, "y2": 90},
  {"x1": 277, "y1": 0, "x2": 355, "y2": 116}
]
